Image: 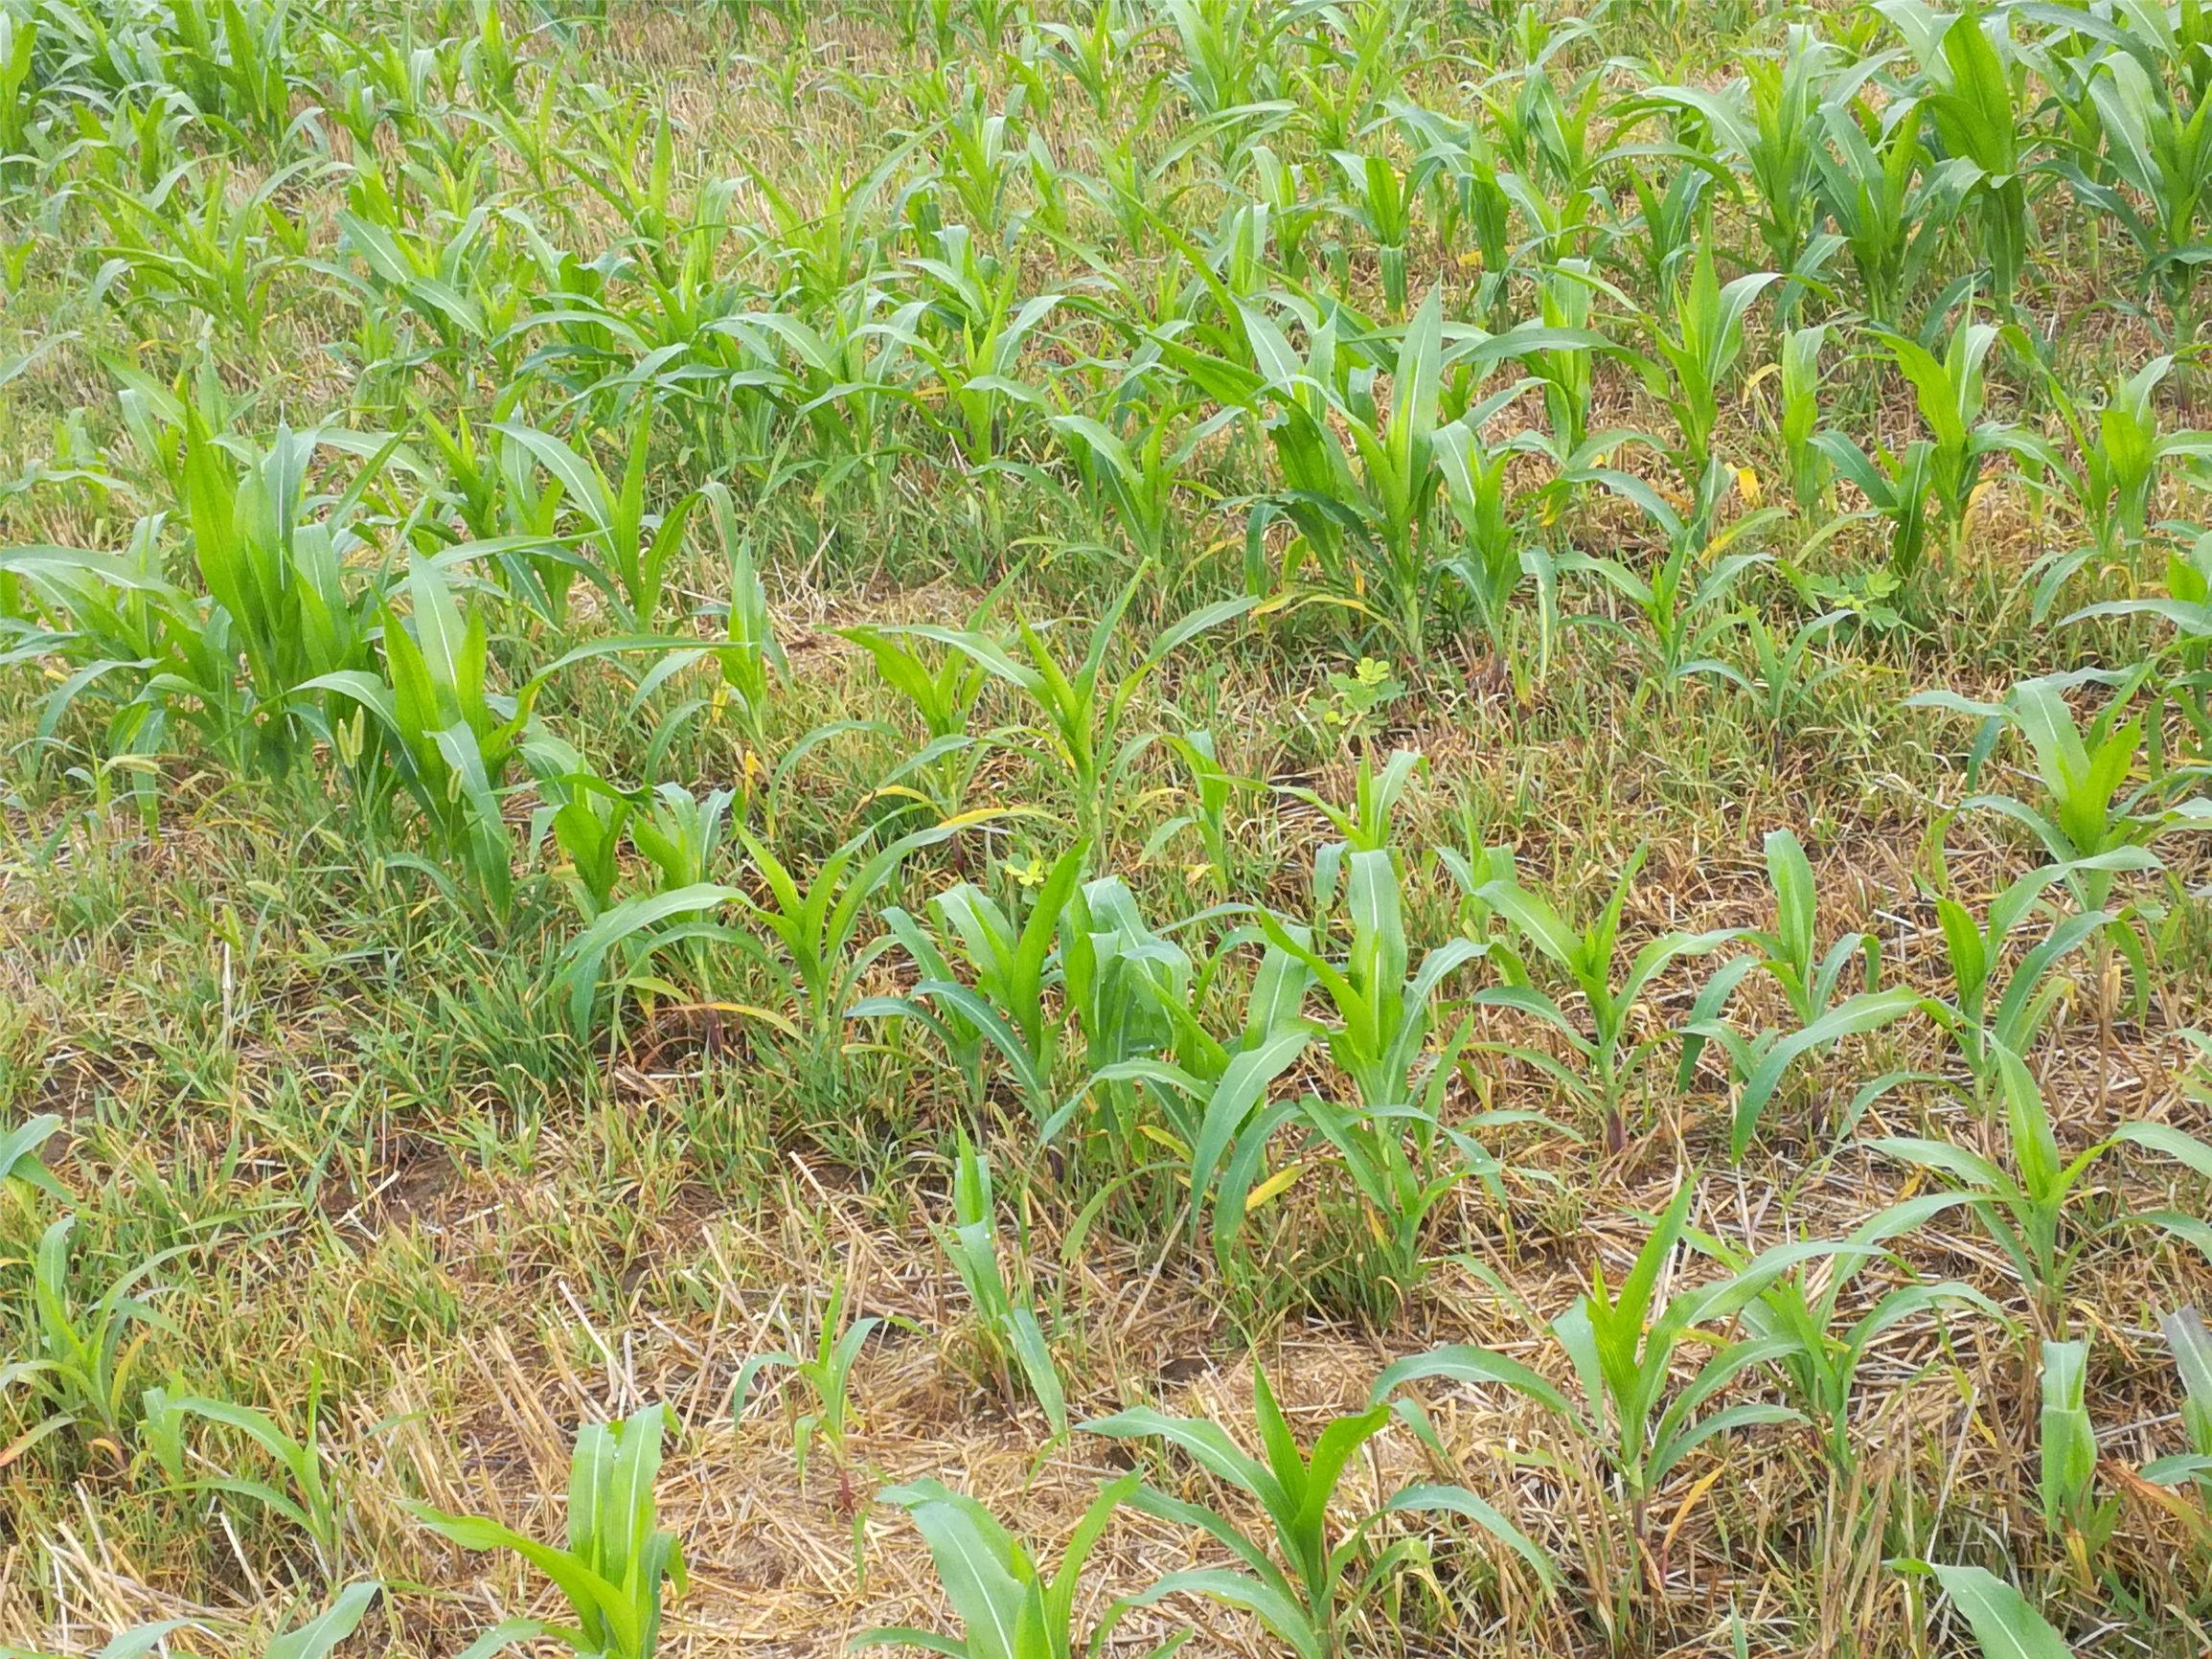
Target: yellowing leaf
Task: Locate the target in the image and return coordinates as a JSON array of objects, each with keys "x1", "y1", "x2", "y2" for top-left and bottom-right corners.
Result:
[
  {"x1": 1140, "y1": 1125, "x2": 1191, "y2": 1158},
  {"x1": 1245, "y1": 1161, "x2": 1307, "y2": 1213}
]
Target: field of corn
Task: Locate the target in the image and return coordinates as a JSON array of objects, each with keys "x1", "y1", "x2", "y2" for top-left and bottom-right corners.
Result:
[{"x1": 8, "y1": 0, "x2": 2212, "y2": 1651}]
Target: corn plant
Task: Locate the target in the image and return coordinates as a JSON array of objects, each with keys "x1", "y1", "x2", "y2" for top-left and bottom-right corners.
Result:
[
  {"x1": 1560, "y1": 459, "x2": 1782, "y2": 687},
  {"x1": 1830, "y1": 319, "x2": 2038, "y2": 580},
  {"x1": 1689, "y1": 1193, "x2": 2005, "y2": 1466},
  {"x1": 1331, "y1": 147, "x2": 1427, "y2": 315},
  {"x1": 21, "y1": 1581, "x2": 385, "y2": 1659},
  {"x1": 1774, "y1": 322, "x2": 1831, "y2": 514},
  {"x1": 838, "y1": 585, "x2": 1005, "y2": 820},
  {"x1": 2037, "y1": 1337, "x2": 2115, "y2": 1569},
  {"x1": 1432, "y1": 378, "x2": 1551, "y2": 659},
  {"x1": 414, "y1": 1405, "x2": 685, "y2": 1659},
  {"x1": 1676, "y1": 828, "x2": 1921, "y2": 1158},
  {"x1": 0, "y1": 1115, "x2": 65, "y2": 1202},
  {"x1": 1084, "y1": 1363, "x2": 1551, "y2": 1659},
  {"x1": 1814, "y1": 91, "x2": 1965, "y2": 329},
  {"x1": 2027, "y1": 354, "x2": 2212, "y2": 619},
  {"x1": 1916, "y1": 670, "x2": 2211, "y2": 911},
  {"x1": 305, "y1": 558, "x2": 625, "y2": 918},
  {"x1": 903, "y1": 225, "x2": 1061, "y2": 483},
  {"x1": 855, "y1": 1472, "x2": 1158, "y2": 1659},
  {"x1": 1137, "y1": 728, "x2": 1248, "y2": 896},
  {"x1": 497, "y1": 414, "x2": 697, "y2": 629},
  {"x1": 1377, "y1": 1182, "x2": 1825, "y2": 1544},
  {"x1": 729, "y1": 820, "x2": 956, "y2": 1056},
  {"x1": 1640, "y1": 29, "x2": 1856, "y2": 287},
  {"x1": 2142, "y1": 1307, "x2": 2212, "y2": 1497},
  {"x1": 701, "y1": 481, "x2": 787, "y2": 756},
  {"x1": 2059, "y1": 45, "x2": 2212, "y2": 342},
  {"x1": 1870, "y1": 1043, "x2": 2212, "y2": 1332},
  {"x1": 1474, "y1": 846, "x2": 1741, "y2": 1148},
  {"x1": 855, "y1": 843, "x2": 1086, "y2": 1126},
  {"x1": 733, "y1": 1279, "x2": 878, "y2": 1507},
  {"x1": 2067, "y1": 530, "x2": 2212, "y2": 747},
  {"x1": 1072, "y1": 920, "x2": 1318, "y2": 1225},
  {"x1": 1729, "y1": 605, "x2": 1852, "y2": 747},
  {"x1": 1888, "y1": 1561, "x2": 2076, "y2": 1658},
  {"x1": 882, "y1": 569, "x2": 1254, "y2": 845},
  {"x1": 141, "y1": 1381, "x2": 347, "y2": 1573},
  {"x1": 1637, "y1": 239, "x2": 1779, "y2": 475},
  {"x1": 1049, "y1": 396, "x2": 1231, "y2": 566},
  {"x1": 937, "y1": 1135, "x2": 1068, "y2": 1436},
  {"x1": 1881, "y1": 0, "x2": 2037, "y2": 308}
]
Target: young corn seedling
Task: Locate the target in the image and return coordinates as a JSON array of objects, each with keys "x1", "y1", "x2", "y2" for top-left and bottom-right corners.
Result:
[
  {"x1": 1914, "y1": 670, "x2": 2211, "y2": 1031},
  {"x1": 36, "y1": 1580, "x2": 385, "y2": 1659},
  {"x1": 1561, "y1": 459, "x2": 1782, "y2": 691},
  {"x1": 1137, "y1": 728, "x2": 1250, "y2": 897},
  {"x1": 903, "y1": 225, "x2": 1061, "y2": 500},
  {"x1": 837, "y1": 583, "x2": 1005, "y2": 821},
  {"x1": 1377, "y1": 1182, "x2": 1827, "y2": 1567},
  {"x1": 1888, "y1": 1561, "x2": 2078, "y2": 1658},
  {"x1": 1881, "y1": 0, "x2": 2036, "y2": 309},
  {"x1": 701, "y1": 481, "x2": 787, "y2": 761},
  {"x1": 855, "y1": 843, "x2": 1087, "y2": 1128},
  {"x1": 1821, "y1": 318, "x2": 2039, "y2": 583},
  {"x1": 414, "y1": 1404, "x2": 685, "y2": 1659},
  {"x1": 1049, "y1": 395, "x2": 1233, "y2": 567},
  {"x1": 1331, "y1": 147, "x2": 1427, "y2": 315},
  {"x1": 1688, "y1": 1192, "x2": 2006, "y2": 1466},
  {"x1": 1774, "y1": 321, "x2": 1832, "y2": 514},
  {"x1": 1731, "y1": 605, "x2": 1851, "y2": 753},
  {"x1": 0, "y1": 1115, "x2": 66, "y2": 1202},
  {"x1": 1432, "y1": 377, "x2": 1552, "y2": 663},
  {"x1": 1057, "y1": 873, "x2": 1200, "y2": 1164},
  {"x1": 2140, "y1": 1307, "x2": 2212, "y2": 1505},
  {"x1": 1084, "y1": 1363, "x2": 1551, "y2": 1659},
  {"x1": 1475, "y1": 846, "x2": 1740, "y2": 1148},
  {"x1": 882, "y1": 568, "x2": 1255, "y2": 847},
  {"x1": 2038, "y1": 1336, "x2": 2116, "y2": 1575},
  {"x1": 1636, "y1": 238, "x2": 1779, "y2": 477},
  {"x1": 1813, "y1": 90, "x2": 1965, "y2": 330},
  {"x1": 936, "y1": 1135, "x2": 1068, "y2": 1436},
  {"x1": 1640, "y1": 29, "x2": 1856, "y2": 289},
  {"x1": 497, "y1": 412, "x2": 698, "y2": 630},
  {"x1": 1871, "y1": 1043, "x2": 2212, "y2": 1333},
  {"x1": 730, "y1": 819, "x2": 956, "y2": 1058},
  {"x1": 2027, "y1": 353, "x2": 2212, "y2": 618},
  {"x1": 141, "y1": 1378, "x2": 348, "y2": 1574},
  {"x1": 733, "y1": 1279, "x2": 878, "y2": 1511},
  {"x1": 1915, "y1": 670, "x2": 2212, "y2": 913},
  {"x1": 1910, "y1": 845, "x2": 2151, "y2": 1098},
  {"x1": 2056, "y1": 44, "x2": 2212, "y2": 343},
  {"x1": 1676, "y1": 828, "x2": 1922, "y2": 1158},
  {"x1": 1256, "y1": 848, "x2": 1485, "y2": 1116},
  {"x1": 855, "y1": 1472, "x2": 1160, "y2": 1659},
  {"x1": 304, "y1": 558, "x2": 581, "y2": 918}
]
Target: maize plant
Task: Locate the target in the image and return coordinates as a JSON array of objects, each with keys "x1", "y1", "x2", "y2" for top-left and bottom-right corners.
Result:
[
  {"x1": 1872, "y1": 1043, "x2": 2212, "y2": 1333},
  {"x1": 1475, "y1": 845, "x2": 1741, "y2": 1148},
  {"x1": 1378, "y1": 1182, "x2": 1831, "y2": 1550},
  {"x1": 414, "y1": 1405, "x2": 686, "y2": 1659},
  {"x1": 855, "y1": 1472, "x2": 1152, "y2": 1659},
  {"x1": 1085, "y1": 1362, "x2": 1551, "y2": 1659}
]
